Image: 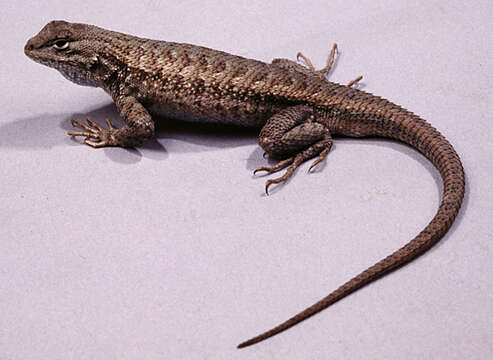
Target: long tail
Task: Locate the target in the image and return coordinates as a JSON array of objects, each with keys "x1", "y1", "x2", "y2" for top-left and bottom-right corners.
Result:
[{"x1": 238, "y1": 105, "x2": 465, "y2": 348}]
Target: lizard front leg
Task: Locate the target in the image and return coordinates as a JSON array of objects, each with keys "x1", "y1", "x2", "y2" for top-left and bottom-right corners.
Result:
[
  {"x1": 255, "y1": 105, "x2": 333, "y2": 194},
  {"x1": 68, "y1": 95, "x2": 155, "y2": 148}
]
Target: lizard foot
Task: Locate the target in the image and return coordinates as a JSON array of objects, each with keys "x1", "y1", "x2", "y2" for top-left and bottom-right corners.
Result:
[
  {"x1": 297, "y1": 43, "x2": 363, "y2": 87},
  {"x1": 258, "y1": 105, "x2": 334, "y2": 194},
  {"x1": 263, "y1": 140, "x2": 332, "y2": 195},
  {"x1": 264, "y1": 164, "x2": 298, "y2": 194},
  {"x1": 68, "y1": 117, "x2": 117, "y2": 148},
  {"x1": 263, "y1": 153, "x2": 308, "y2": 195},
  {"x1": 308, "y1": 144, "x2": 332, "y2": 172},
  {"x1": 347, "y1": 75, "x2": 363, "y2": 87},
  {"x1": 254, "y1": 157, "x2": 294, "y2": 175},
  {"x1": 297, "y1": 43, "x2": 337, "y2": 76}
]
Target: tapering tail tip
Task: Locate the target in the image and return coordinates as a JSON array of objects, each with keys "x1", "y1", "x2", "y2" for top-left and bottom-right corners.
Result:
[{"x1": 237, "y1": 336, "x2": 261, "y2": 349}]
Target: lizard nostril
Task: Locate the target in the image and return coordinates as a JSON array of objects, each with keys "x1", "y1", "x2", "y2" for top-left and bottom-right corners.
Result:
[{"x1": 24, "y1": 40, "x2": 35, "y2": 53}]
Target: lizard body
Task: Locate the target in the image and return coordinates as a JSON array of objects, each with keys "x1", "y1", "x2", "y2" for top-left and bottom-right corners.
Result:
[{"x1": 25, "y1": 21, "x2": 465, "y2": 348}]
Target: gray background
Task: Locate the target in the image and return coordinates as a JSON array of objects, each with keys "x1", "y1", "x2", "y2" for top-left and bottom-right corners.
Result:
[{"x1": 1, "y1": 0, "x2": 492, "y2": 359}]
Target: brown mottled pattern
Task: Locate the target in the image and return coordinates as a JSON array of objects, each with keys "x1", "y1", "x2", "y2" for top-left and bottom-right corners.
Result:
[{"x1": 24, "y1": 20, "x2": 465, "y2": 349}]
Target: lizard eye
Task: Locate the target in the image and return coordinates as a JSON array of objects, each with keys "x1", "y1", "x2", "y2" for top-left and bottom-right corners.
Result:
[{"x1": 53, "y1": 40, "x2": 70, "y2": 50}]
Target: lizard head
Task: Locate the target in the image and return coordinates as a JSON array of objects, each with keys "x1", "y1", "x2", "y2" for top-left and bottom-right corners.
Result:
[{"x1": 24, "y1": 20, "x2": 106, "y2": 87}]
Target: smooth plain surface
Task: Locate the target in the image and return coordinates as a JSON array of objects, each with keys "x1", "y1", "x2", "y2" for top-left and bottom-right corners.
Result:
[{"x1": 1, "y1": 1, "x2": 492, "y2": 359}]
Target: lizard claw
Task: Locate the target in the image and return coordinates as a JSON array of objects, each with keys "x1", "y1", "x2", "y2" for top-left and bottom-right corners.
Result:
[
  {"x1": 265, "y1": 180, "x2": 272, "y2": 195},
  {"x1": 264, "y1": 178, "x2": 282, "y2": 195},
  {"x1": 84, "y1": 138, "x2": 109, "y2": 148},
  {"x1": 262, "y1": 159, "x2": 300, "y2": 194},
  {"x1": 254, "y1": 157, "x2": 294, "y2": 176},
  {"x1": 68, "y1": 117, "x2": 117, "y2": 147},
  {"x1": 264, "y1": 174, "x2": 291, "y2": 195},
  {"x1": 308, "y1": 146, "x2": 331, "y2": 173}
]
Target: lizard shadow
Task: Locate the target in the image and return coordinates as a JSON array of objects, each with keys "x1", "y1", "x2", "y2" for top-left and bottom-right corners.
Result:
[
  {"x1": 1, "y1": 103, "x2": 259, "y2": 165},
  {"x1": 71, "y1": 103, "x2": 259, "y2": 164},
  {"x1": 2, "y1": 105, "x2": 469, "y2": 238},
  {"x1": 0, "y1": 113, "x2": 67, "y2": 149},
  {"x1": 74, "y1": 104, "x2": 259, "y2": 164},
  {"x1": 154, "y1": 116, "x2": 258, "y2": 152},
  {"x1": 0, "y1": 106, "x2": 147, "y2": 165}
]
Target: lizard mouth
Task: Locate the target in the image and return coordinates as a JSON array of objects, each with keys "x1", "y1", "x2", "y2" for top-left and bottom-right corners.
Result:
[
  {"x1": 24, "y1": 38, "x2": 97, "y2": 87},
  {"x1": 25, "y1": 52, "x2": 59, "y2": 68},
  {"x1": 24, "y1": 41, "x2": 67, "y2": 71},
  {"x1": 24, "y1": 39, "x2": 49, "y2": 66},
  {"x1": 24, "y1": 37, "x2": 64, "y2": 68}
]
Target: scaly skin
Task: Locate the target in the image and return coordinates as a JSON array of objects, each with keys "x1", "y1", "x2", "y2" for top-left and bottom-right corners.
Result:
[{"x1": 24, "y1": 20, "x2": 465, "y2": 348}]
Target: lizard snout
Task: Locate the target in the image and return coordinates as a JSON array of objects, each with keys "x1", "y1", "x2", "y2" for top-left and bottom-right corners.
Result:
[{"x1": 24, "y1": 38, "x2": 36, "y2": 56}]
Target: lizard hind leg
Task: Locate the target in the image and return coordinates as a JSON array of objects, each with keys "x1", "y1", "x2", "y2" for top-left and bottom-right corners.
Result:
[
  {"x1": 270, "y1": 44, "x2": 337, "y2": 78},
  {"x1": 297, "y1": 43, "x2": 338, "y2": 76},
  {"x1": 255, "y1": 105, "x2": 333, "y2": 194}
]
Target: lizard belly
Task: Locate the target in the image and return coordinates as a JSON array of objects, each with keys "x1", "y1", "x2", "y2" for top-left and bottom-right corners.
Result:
[{"x1": 142, "y1": 91, "x2": 276, "y2": 128}]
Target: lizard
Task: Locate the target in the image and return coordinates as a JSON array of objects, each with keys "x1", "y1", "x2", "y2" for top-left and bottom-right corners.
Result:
[{"x1": 24, "y1": 20, "x2": 465, "y2": 348}]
